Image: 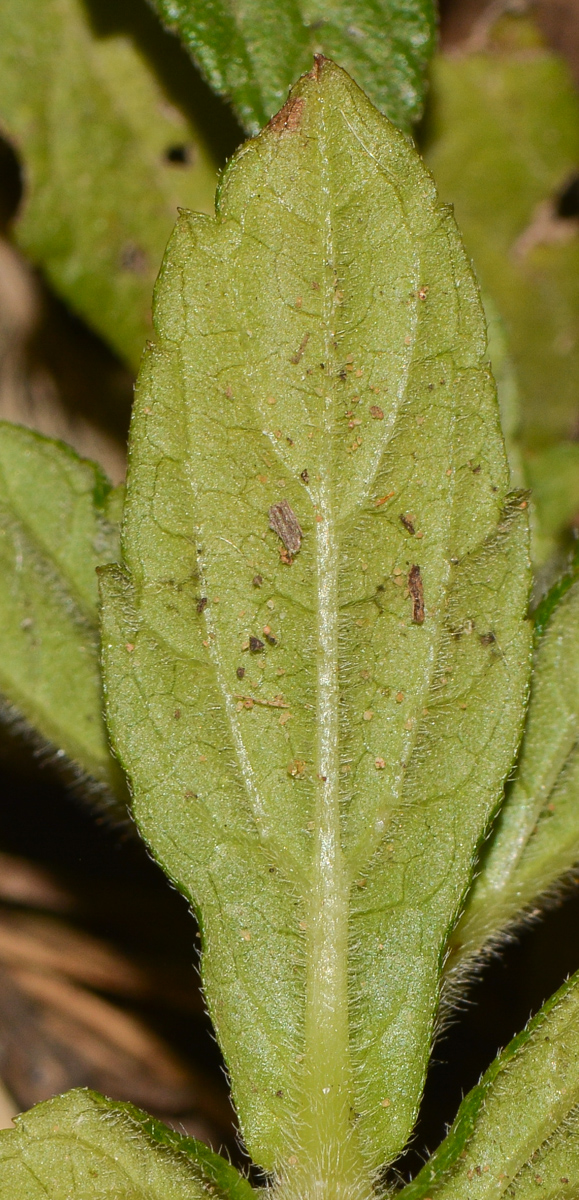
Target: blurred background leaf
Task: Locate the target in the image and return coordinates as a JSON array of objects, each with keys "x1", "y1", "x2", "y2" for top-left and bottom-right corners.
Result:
[
  {"x1": 0, "y1": 424, "x2": 127, "y2": 807},
  {"x1": 0, "y1": 0, "x2": 224, "y2": 371},
  {"x1": 148, "y1": 0, "x2": 436, "y2": 134},
  {"x1": 423, "y1": 7, "x2": 579, "y2": 572}
]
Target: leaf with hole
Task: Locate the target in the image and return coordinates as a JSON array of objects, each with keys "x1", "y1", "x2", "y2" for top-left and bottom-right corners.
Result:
[
  {"x1": 0, "y1": 0, "x2": 218, "y2": 369},
  {"x1": 100, "y1": 59, "x2": 531, "y2": 1188}
]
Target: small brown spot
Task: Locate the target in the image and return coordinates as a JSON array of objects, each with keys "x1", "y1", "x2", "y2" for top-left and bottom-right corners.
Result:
[
  {"x1": 300, "y1": 469, "x2": 310, "y2": 484},
  {"x1": 370, "y1": 405, "x2": 384, "y2": 419},
  {"x1": 280, "y1": 547, "x2": 294, "y2": 565},
  {"x1": 241, "y1": 930, "x2": 251, "y2": 941},
  {"x1": 418, "y1": 285, "x2": 428, "y2": 300},
  {"x1": 276, "y1": 1089, "x2": 284, "y2": 1098},
  {"x1": 249, "y1": 636, "x2": 265, "y2": 653},
  {"x1": 174, "y1": 709, "x2": 181, "y2": 719},
  {"x1": 374, "y1": 491, "x2": 395, "y2": 507},
  {"x1": 269, "y1": 499, "x2": 303, "y2": 554},
  {"x1": 288, "y1": 759, "x2": 306, "y2": 777},
  {"x1": 125, "y1": 643, "x2": 135, "y2": 653},
  {"x1": 400, "y1": 513, "x2": 415, "y2": 536},
  {"x1": 252, "y1": 574, "x2": 263, "y2": 587},
  {"x1": 196, "y1": 596, "x2": 208, "y2": 613},
  {"x1": 380, "y1": 1098, "x2": 391, "y2": 1108},
  {"x1": 363, "y1": 710, "x2": 373, "y2": 721},
  {"x1": 408, "y1": 565, "x2": 425, "y2": 624},
  {"x1": 291, "y1": 331, "x2": 310, "y2": 365},
  {"x1": 267, "y1": 95, "x2": 305, "y2": 135},
  {"x1": 263, "y1": 625, "x2": 277, "y2": 645},
  {"x1": 396, "y1": 692, "x2": 405, "y2": 703},
  {"x1": 480, "y1": 632, "x2": 496, "y2": 647},
  {"x1": 375, "y1": 757, "x2": 386, "y2": 769},
  {"x1": 236, "y1": 667, "x2": 246, "y2": 679}
]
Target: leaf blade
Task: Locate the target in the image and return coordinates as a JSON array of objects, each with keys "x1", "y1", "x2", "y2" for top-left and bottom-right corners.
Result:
[
  {"x1": 0, "y1": 1088, "x2": 253, "y2": 1200},
  {"x1": 150, "y1": 0, "x2": 436, "y2": 133},
  {"x1": 101, "y1": 60, "x2": 531, "y2": 1180},
  {"x1": 448, "y1": 574, "x2": 579, "y2": 969},
  {"x1": 0, "y1": 422, "x2": 125, "y2": 804},
  {"x1": 399, "y1": 972, "x2": 579, "y2": 1200}
]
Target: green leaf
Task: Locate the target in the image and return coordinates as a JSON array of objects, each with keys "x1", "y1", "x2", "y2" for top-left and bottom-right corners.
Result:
[
  {"x1": 150, "y1": 0, "x2": 435, "y2": 134},
  {"x1": 423, "y1": 15, "x2": 579, "y2": 560},
  {"x1": 0, "y1": 421, "x2": 126, "y2": 805},
  {"x1": 100, "y1": 60, "x2": 531, "y2": 1186},
  {"x1": 448, "y1": 575, "x2": 579, "y2": 970},
  {"x1": 0, "y1": 0, "x2": 218, "y2": 369},
  {"x1": 399, "y1": 971, "x2": 579, "y2": 1200},
  {"x1": 0, "y1": 1087, "x2": 254, "y2": 1200},
  {"x1": 484, "y1": 293, "x2": 525, "y2": 490}
]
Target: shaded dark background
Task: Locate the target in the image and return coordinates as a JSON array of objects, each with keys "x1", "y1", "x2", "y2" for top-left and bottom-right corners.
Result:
[{"x1": 0, "y1": 0, "x2": 578, "y2": 1181}]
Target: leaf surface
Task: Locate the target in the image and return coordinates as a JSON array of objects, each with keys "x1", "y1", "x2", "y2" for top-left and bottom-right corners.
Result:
[
  {"x1": 0, "y1": 0, "x2": 218, "y2": 368},
  {"x1": 424, "y1": 16, "x2": 579, "y2": 562},
  {"x1": 0, "y1": 422, "x2": 125, "y2": 803},
  {"x1": 449, "y1": 574, "x2": 579, "y2": 970},
  {"x1": 101, "y1": 60, "x2": 531, "y2": 1184},
  {"x1": 150, "y1": 0, "x2": 435, "y2": 133},
  {"x1": 399, "y1": 972, "x2": 579, "y2": 1200},
  {"x1": 0, "y1": 1088, "x2": 254, "y2": 1200}
]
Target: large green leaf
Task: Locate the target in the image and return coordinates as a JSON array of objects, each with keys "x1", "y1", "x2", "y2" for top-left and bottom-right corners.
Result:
[
  {"x1": 424, "y1": 16, "x2": 579, "y2": 561},
  {"x1": 0, "y1": 0, "x2": 218, "y2": 370},
  {"x1": 100, "y1": 59, "x2": 531, "y2": 1185},
  {"x1": 399, "y1": 971, "x2": 579, "y2": 1200},
  {"x1": 150, "y1": 0, "x2": 435, "y2": 134},
  {"x1": 0, "y1": 422, "x2": 126, "y2": 804},
  {"x1": 0, "y1": 1088, "x2": 254, "y2": 1200},
  {"x1": 449, "y1": 574, "x2": 579, "y2": 971}
]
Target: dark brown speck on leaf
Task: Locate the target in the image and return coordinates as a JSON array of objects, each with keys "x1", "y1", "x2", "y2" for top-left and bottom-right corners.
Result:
[
  {"x1": 400, "y1": 513, "x2": 415, "y2": 536},
  {"x1": 269, "y1": 499, "x2": 303, "y2": 555},
  {"x1": 196, "y1": 597, "x2": 208, "y2": 614},
  {"x1": 301, "y1": 469, "x2": 309, "y2": 484},
  {"x1": 252, "y1": 575, "x2": 263, "y2": 587},
  {"x1": 291, "y1": 332, "x2": 310, "y2": 364},
  {"x1": 236, "y1": 667, "x2": 246, "y2": 679},
  {"x1": 249, "y1": 636, "x2": 265, "y2": 653},
  {"x1": 408, "y1": 565, "x2": 425, "y2": 624}
]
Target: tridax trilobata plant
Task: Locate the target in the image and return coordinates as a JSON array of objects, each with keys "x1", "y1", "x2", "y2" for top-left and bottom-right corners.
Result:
[{"x1": 2, "y1": 3, "x2": 579, "y2": 1199}]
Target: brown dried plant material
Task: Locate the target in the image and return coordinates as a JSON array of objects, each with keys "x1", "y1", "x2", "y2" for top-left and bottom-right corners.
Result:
[
  {"x1": 408, "y1": 564, "x2": 425, "y2": 624},
  {"x1": 268, "y1": 499, "x2": 303, "y2": 555}
]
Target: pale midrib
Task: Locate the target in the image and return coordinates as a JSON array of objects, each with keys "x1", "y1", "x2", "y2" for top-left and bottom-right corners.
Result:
[{"x1": 297, "y1": 89, "x2": 366, "y2": 1188}]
